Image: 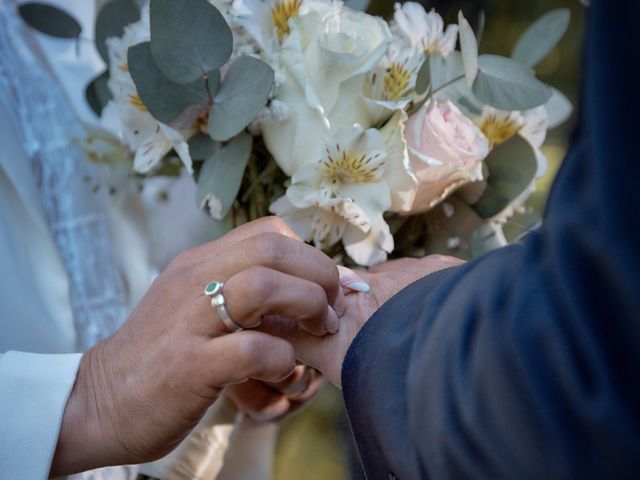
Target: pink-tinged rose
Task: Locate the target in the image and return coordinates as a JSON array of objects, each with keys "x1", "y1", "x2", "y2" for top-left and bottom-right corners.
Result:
[{"x1": 405, "y1": 100, "x2": 489, "y2": 213}]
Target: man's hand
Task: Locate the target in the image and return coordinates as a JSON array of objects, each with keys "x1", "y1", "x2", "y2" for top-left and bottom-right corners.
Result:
[
  {"x1": 51, "y1": 218, "x2": 344, "y2": 476},
  {"x1": 262, "y1": 255, "x2": 464, "y2": 388}
]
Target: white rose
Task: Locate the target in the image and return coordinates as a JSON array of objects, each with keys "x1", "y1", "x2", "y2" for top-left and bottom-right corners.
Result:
[
  {"x1": 261, "y1": 6, "x2": 391, "y2": 175},
  {"x1": 406, "y1": 100, "x2": 489, "y2": 213}
]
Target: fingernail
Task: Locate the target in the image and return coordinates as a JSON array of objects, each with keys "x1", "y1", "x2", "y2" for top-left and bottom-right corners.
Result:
[
  {"x1": 326, "y1": 308, "x2": 340, "y2": 334},
  {"x1": 338, "y1": 266, "x2": 371, "y2": 293},
  {"x1": 343, "y1": 281, "x2": 370, "y2": 293}
]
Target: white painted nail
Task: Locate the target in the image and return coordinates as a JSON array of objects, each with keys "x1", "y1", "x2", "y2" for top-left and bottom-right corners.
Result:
[
  {"x1": 326, "y1": 308, "x2": 340, "y2": 334},
  {"x1": 343, "y1": 281, "x2": 370, "y2": 293}
]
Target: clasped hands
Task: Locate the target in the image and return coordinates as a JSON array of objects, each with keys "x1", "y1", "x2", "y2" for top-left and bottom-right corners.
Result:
[{"x1": 52, "y1": 217, "x2": 462, "y2": 476}]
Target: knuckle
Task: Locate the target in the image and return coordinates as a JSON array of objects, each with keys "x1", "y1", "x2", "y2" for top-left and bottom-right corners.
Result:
[
  {"x1": 170, "y1": 248, "x2": 197, "y2": 269},
  {"x1": 256, "y1": 216, "x2": 289, "y2": 234},
  {"x1": 251, "y1": 232, "x2": 290, "y2": 265},
  {"x1": 237, "y1": 267, "x2": 275, "y2": 305}
]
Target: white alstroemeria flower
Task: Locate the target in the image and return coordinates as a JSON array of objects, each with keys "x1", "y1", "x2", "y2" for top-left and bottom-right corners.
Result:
[
  {"x1": 270, "y1": 113, "x2": 417, "y2": 266},
  {"x1": 477, "y1": 105, "x2": 549, "y2": 177},
  {"x1": 392, "y1": 2, "x2": 459, "y2": 57},
  {"x1": 102, "y1": 15, "x2": 194, "y2": 174},
  {"x1": 229, "y1": 0, "x2": 332, "y2": 56},
  {"x1": 260, "y1": 5, "x2": 390, "y2": 175},
  {"x1": 133, "y1": 123, "x2": 193, "y2": 173},
  {"x1": 365, "y1": 40, "x2": 423, "y2": 122}
]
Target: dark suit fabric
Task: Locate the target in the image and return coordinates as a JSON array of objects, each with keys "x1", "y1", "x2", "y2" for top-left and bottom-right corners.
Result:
[{"x1": 342, "y1": 1, "x2": 640, "y2": 478}]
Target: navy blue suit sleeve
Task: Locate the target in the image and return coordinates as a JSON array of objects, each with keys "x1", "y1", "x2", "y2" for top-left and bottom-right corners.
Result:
[{"x1": 342, "y1": 1, "x2": 640, "y2": 478}]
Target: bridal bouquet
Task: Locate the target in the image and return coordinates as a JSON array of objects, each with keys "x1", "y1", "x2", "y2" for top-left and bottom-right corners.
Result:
[{"x1": 20, "y1": 0, "x2": 573, "y2": 266}]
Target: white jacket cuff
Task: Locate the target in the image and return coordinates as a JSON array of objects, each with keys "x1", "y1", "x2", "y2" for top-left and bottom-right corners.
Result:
[{"x1": 0, "y1": 351, "x2": 82, "y2": 479}]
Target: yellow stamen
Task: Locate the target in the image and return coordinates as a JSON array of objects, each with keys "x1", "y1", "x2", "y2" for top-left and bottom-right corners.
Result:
[
  {"x1": 119, "y1": 63, "x2": 129, "y2": 73},
  {"x1": 271, "y1": 0, "x2": 302, "y2": 42},
  {"x1": 384, "y1": 62, "x2": 412, "y2": 102},
  {"x1": 479, "y1": 115, "x2": 521, "y2": 147},
  {"x1": 128, "y1": 93, "x2": 148, "y2": 112},
  {"x1": 322, "y1": 147, "x2": 382, "y2": 184}
]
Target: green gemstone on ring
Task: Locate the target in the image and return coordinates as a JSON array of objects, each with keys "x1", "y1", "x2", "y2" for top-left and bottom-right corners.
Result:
[{"x1": 204, "y1": 281, "x2": 222, "y2": 296}]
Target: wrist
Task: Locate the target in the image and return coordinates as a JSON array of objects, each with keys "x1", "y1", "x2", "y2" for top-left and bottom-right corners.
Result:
[{"x1": 50, "y1": 347, "x2": 110, "y2": 476}]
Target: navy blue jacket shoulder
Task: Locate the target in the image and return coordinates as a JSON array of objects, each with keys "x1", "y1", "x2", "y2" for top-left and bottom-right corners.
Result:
[{"x1": 342, "y1": 0, "x2": 640, "y2": 478}]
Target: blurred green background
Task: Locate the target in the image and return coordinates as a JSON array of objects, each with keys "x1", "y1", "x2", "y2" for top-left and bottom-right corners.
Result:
[{"x1": 274, "y1": 1, "x2": 586, "y2": 478}]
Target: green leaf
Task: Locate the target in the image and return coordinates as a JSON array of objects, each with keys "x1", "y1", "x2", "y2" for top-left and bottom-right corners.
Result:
[
  {"x1": 343, "y1": 0, "x2": 370, "y2": 11},
  {"x1": 458, "y1": 11, "x2": 478, "y2": 85},
  {"x1": 85, "y1": 71, "x2": 112, "y2": 116},
  {"x1": 208, "y1": 56, "x2": 274, "y2": 142},
  {"x1": 128, "y1": 42, "x2": 216, "y2": 125},
  {"x1": 430, "y1": 52, "x2": 463, "y2": 91},
  {"x1": 415, "y1": 54, "x2": 431, "y2": 95},
  {"x1": 19, "y1": 3, "x2": 81, "y2": 39},
  {"x1": 512, "y1": 9, "x2": 571, "y2": 68},
  {"x1": 188, "y1": 133, "x2": 218, "y2": 160},
  {"x1": 430, "y1": 53, "x2": 483, "y2": 116},
  {"x1": 95, "y1": 0, "x2": 139, "y2": 64},
  {"x1": 472, "y1": 54, "x2": 552, "y2": 111},
  {"x1": 150, "y1": 0, "x2": 233, "y2": 83},
  {"x1": 471, "y1": 135, "x2": 537, "y2": 219},
  {"x1": 196, "y1": 132, "x2": 252, "y2": 220},
  {"x1": 545, "y1": 87, "x2": 573, "y2": 129}
]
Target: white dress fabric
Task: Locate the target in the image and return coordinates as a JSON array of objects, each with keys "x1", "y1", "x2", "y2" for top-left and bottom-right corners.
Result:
[{"x1": 0, "y1": 1, "x2": 276, "y2": 478}]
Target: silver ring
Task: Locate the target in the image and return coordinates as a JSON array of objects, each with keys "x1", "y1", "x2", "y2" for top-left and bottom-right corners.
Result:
[{"x1": 204, "y1": 281, "x2": 243, "y2": 333}]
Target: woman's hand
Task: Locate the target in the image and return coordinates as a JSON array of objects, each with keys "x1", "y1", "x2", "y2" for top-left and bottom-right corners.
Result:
[
  {"x1": 51, "y1": 217, "x2": 344, "y2": 476},
  {"x1": 226, "y1": 365, "x2": 325, "y2": 422}
]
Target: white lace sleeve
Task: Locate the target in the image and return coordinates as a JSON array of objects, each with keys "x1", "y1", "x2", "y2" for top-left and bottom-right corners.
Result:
[{"x1": 0, "y1": 1, "x2": 129, "y2": 351}]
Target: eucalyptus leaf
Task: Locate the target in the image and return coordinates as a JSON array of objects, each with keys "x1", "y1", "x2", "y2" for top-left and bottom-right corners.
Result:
[
  {"x1": 188, "y1": 133, "x2": 218, "y2": 160},
  {"x1": 471, "y1": 222, "x2": 508, "y2": 257},
  {"x1": 196, "y1": 132, "x2": 252, "y2": 220},
  {"x1": 471, "y1": 135, "x2": 537, "y2": 219},
  {"x1": 545, "y1": 87, "x2": 573, "y2": 129},
  {"x1": 430, "y1": 52, "x2": 463, "y2": 91},
  {"x1": 458, "y1": 11, "x2": 478, "y2": 85},
  {"x1": 415, "y1": 54, "x2": 431, "y2": 95},
  {"x1": 208, "y1": 56, "x2": 274, "y2": 142},
  {"x1": 512, "y1": 9, "x2": 571, "y2": 68},
  {"x1": 19, "y1": 3, "x2": 81, "y2": 39},
  {"x1": 150, "y1": 0, "x2": 233, "y2": 83},
  {"x1": 95, "y1": 0, "x2": 139, "y2": 64},
  {"x1": 473, "y1": 54, "x2": 552, "y2": 111},
  {"x1": 430, "y1": 53, "x2": 483, "y2": 116},
  {"x1": 128, "y1": 42, "x2": 216, "y2": 125},
  {"x1": 85, "y1": 71, "x2": 112, "y2": 116},
  {"x1": 343, "y1": 0, "x2": 370, "y2": 11}
]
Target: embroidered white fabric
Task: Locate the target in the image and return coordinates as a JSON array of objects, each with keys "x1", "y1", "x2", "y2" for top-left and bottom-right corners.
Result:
[{"x1": 0, "y1": 2, "x2": 128, "y2": 352}]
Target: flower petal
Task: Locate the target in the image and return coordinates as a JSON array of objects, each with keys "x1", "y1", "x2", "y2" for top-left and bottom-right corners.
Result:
[
  {"x1": 343, "y1": 216, "x2": 393, "y2": 266},
  {"x1": 379, "y1": 110, "x2": 418, "y2": 212}
]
